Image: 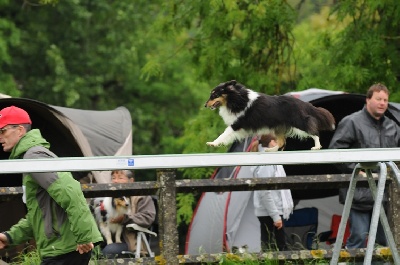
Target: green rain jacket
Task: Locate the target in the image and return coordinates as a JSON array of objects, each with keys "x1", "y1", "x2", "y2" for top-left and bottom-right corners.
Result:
[{"x1": 6, "y1": 129, "x2": 103, "y2": 258}]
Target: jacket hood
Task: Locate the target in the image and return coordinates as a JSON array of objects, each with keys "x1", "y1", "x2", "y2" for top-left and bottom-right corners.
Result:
[{"x1": 9, "y1": 129, "x2": 50, "y2": 159}]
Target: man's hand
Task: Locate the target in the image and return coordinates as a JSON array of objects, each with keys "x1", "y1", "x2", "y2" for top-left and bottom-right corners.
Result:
[
  {"x1": 0, "y1": 233, "x2": 8, "y2": 249},
  {"x1": 274, "y1": 219, "x2": 283, "y2": 230},
  {"x1": 76, "y1": 242, "x2": 94, "y2": 254},
  {"x1": 111, "y1": 215, "x2": 124, "y2": 224}
]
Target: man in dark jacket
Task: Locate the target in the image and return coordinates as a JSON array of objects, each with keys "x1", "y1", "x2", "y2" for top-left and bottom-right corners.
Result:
[
  {"x1": 329, "y1": 83, "x2": 400, "y2": 249},
  {"x1": 0, "y1": 106, "x2": 103, "y2": 264}
]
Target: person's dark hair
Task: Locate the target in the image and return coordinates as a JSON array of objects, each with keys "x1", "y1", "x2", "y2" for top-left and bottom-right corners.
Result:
[
  {"x1": 259, "y1": 134, "x2": 276, "y2": 147},
  {"x1": 250, "y1": 134, "x2": 277, "y2": 152},
  {"x1": 366, "y1": 83, "x2": 389, "y2": 99}
]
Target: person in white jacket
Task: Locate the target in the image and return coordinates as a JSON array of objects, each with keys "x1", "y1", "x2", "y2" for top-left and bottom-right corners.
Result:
[{"x1": 250, "y1": 134, "x2": 294, "y2": 251}]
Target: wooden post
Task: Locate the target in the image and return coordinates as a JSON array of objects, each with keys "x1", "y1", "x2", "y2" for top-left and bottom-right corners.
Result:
[
  {"x1": 388, "y1": 172, "x2": 400, "y2": 247},
  {"x1": 157, "y1": 169, "x2": 179, "y2": 264}
]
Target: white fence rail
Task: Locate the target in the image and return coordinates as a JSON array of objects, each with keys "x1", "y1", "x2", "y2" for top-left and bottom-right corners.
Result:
[{"x1": 1, "y1": 148, "x2": 400, "y2": 173}]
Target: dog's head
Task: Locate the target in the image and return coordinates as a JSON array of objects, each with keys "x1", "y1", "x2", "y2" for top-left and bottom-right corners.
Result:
[
  {"x1": 204, "y1": 80, "x2": 239, "y2": 109},
  {"x1": 112, "y1": 196, "x2": 130, "y2": 209}
]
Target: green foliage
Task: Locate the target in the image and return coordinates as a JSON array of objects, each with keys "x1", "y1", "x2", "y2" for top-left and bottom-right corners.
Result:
[
  {"x1": 1, "y1": 0, "x2": 207, "y2": 156},
  {"x1": 9, "y1": 248, "x2": 40, "y2": 265},
  {"x1": 39, "y1": 0, "x2": 58, "y2": 5},
  {"x1": 0, "y1": 0, "x2": 21, "y2": 96},
  {"x1": 289, "y1": 0, "x2": 336, "y2": 23},
  {"x1": 293, "y1": 6, "x2": 348, "y2": 90},
  {"x1": 145, "y1": 0, "x2": 298, "y2": 95},
  {"x1": 329, "y1": 0, "x2": 400, "y2": 93},
  {"x1": 293, "y1": 0, "x2": 400, "y2": 94},
  {"x1": 176, "y1": 193, "x2": 196, "y2": 225}
]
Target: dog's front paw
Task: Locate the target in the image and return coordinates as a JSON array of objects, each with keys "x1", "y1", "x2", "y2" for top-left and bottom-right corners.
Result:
[
  {"x1": 106, "y1": 240, "x2": 113, "y2": 245},
  {"x1": 206, "y1": 141, "x2": 218, "y2": 147},
  {"x1": 311, "y1": 145, "x2": 322, "y2": 150}
]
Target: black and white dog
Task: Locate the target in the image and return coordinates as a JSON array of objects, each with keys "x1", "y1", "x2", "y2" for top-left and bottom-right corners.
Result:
[
  {"x1": 204, "y1": 80, "x2": 335, "y2": 151},
  {"x1": 94, "y1": 196, "x2": 131, "y2": 245}
]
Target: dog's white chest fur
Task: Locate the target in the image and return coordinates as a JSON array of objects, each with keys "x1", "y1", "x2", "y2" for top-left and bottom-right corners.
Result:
[
  {"x1": 208, "y1": 90, "x2": 261, "y2": 145},
  {"x1": 219, "y1": 106, "x2": 237, "y2": 125},
  {"x1": 219, "y1": 90, "x2": 259, "y2": 126},
  {"x1": 95, "y1": 197, "x2": 131, "y2": 245}
]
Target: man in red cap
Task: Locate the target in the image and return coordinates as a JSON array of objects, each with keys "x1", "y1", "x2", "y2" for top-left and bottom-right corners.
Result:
[
  {"x1": 0, "y1": 106, "x2": 103, "y2": 265},
  {"x1": 0, "y1": 106, "x2": 32, "y2": 152}
]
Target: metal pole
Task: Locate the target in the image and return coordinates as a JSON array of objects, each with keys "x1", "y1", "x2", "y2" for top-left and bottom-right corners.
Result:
[
  {"x1": 363, "y1": 164, "x2": 386, "y2": 264},
  {"x1": 330, "y1": 165, "x2": 362, "y2": 265}
]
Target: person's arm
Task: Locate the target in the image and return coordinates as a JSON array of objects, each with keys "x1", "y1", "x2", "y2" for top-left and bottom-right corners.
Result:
[
  {"x1": 123, "y1": 196, "x2": 156, "y2": 228},
  {"x1": 257, "y1": 190, "x2": 281, "y2": 223},
  {"x1": 25, "y1": 148, "x2": 99, "y2": 246},
  {"x1": 45, "y1": 174, "x2": 99, "y2": 244},
  {"x1": 329, "y1": 117, "x2": 358, "y2": 174},
  {"x1": 5, "y1": 218, "x2": 34, "y2": 246},
  {"x1": 252, "y1": 166, "x2": 282, "y2": 223}
]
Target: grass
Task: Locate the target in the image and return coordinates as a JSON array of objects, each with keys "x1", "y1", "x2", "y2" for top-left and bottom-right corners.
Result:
[
  {"x1": 2, "y1": 249, "x2": 329, "y2": 265},
  {"x1": 2, "y1": 245, "x2": 394, "y2": 265}
]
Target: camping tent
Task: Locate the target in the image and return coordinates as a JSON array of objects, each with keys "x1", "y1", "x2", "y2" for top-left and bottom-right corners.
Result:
[
  {"x1": 0, "y1": 97, "x2": 133, "y2": 258},
  {"x1": 0, "y1": 97, "x2": 133, "y2": 186},
  {"x1": 185, "y1": 89, "x2": 400, "y2": 254},
  {"x1": 185, "y1": 138, "x2": 262, "y2": 254}
]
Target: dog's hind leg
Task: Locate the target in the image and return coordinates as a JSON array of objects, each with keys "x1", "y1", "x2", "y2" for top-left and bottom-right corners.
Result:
[
  {"x1": 311, "y1": 135, "x2": 322, "y2": 150},
  {"x1": 207, "y1": 126, "x2": 239, "y2": 147},
  {"x1": 289, "y1": 128, "x2": 321, "y2": 150}
]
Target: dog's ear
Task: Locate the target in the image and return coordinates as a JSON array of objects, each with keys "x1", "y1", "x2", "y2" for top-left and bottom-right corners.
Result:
[
  {"x1": 224, "y1": 80, "x2": 237, "y2": 88},
  {"x1": 224, "y1": 80, "x2": 237, "y2": 92}
]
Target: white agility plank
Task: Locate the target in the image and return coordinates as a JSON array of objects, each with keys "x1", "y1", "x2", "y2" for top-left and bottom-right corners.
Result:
[{"x1": 0, "y1": 148, "x2": 400, "y2": 173}]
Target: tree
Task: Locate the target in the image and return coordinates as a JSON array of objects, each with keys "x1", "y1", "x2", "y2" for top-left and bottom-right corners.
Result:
[
  {"x1": 293, "y1": 0, "x2": 400, "y2": 100},
  {"x1": 144, "y1": 0, "x2": 298, "y2": 95},
  {"x1": 0, "y1": 0, "x2": 22, "y2": 97},
  {"x1": 2, "y1": 0, "x2": 206, "y2": 156}
]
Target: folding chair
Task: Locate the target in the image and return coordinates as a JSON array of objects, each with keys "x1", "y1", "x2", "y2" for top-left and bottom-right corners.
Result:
[
  {"x1": 318, "y1": 214, "x2": 350, "y2": 247},
  {"x1": 121, "y1": 224, "x2": 157, "y2": 258}
]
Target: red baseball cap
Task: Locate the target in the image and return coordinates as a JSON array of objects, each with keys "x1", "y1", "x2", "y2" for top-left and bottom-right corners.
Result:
[{"x1": 0, "y1": 106, "x2": 32, "y2": 129}]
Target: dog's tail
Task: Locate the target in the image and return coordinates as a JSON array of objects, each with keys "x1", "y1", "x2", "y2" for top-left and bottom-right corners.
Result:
[{"x1": 315, "y1": 107, "x2": 335, "y2": 131}]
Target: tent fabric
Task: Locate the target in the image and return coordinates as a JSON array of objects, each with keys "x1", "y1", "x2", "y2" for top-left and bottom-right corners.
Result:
[
  {"x1": 51, "y1": 106, "x2": 133, "y2": 184},
  {"x1": 0, "y1": 93, "x2": 11, "y2": 99},
  {"x1": 185, "y1": 138, "x2": 261, "y2": 254},
  {"x1": 0, "y1": 98, "x2": 132, "y2": 185},
  {"x1": 186, "y1": 88, "x2": 400, "y2": 254},
  {"x1": 53, "y1": 106, "x2": 132, "y2": 157}
]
